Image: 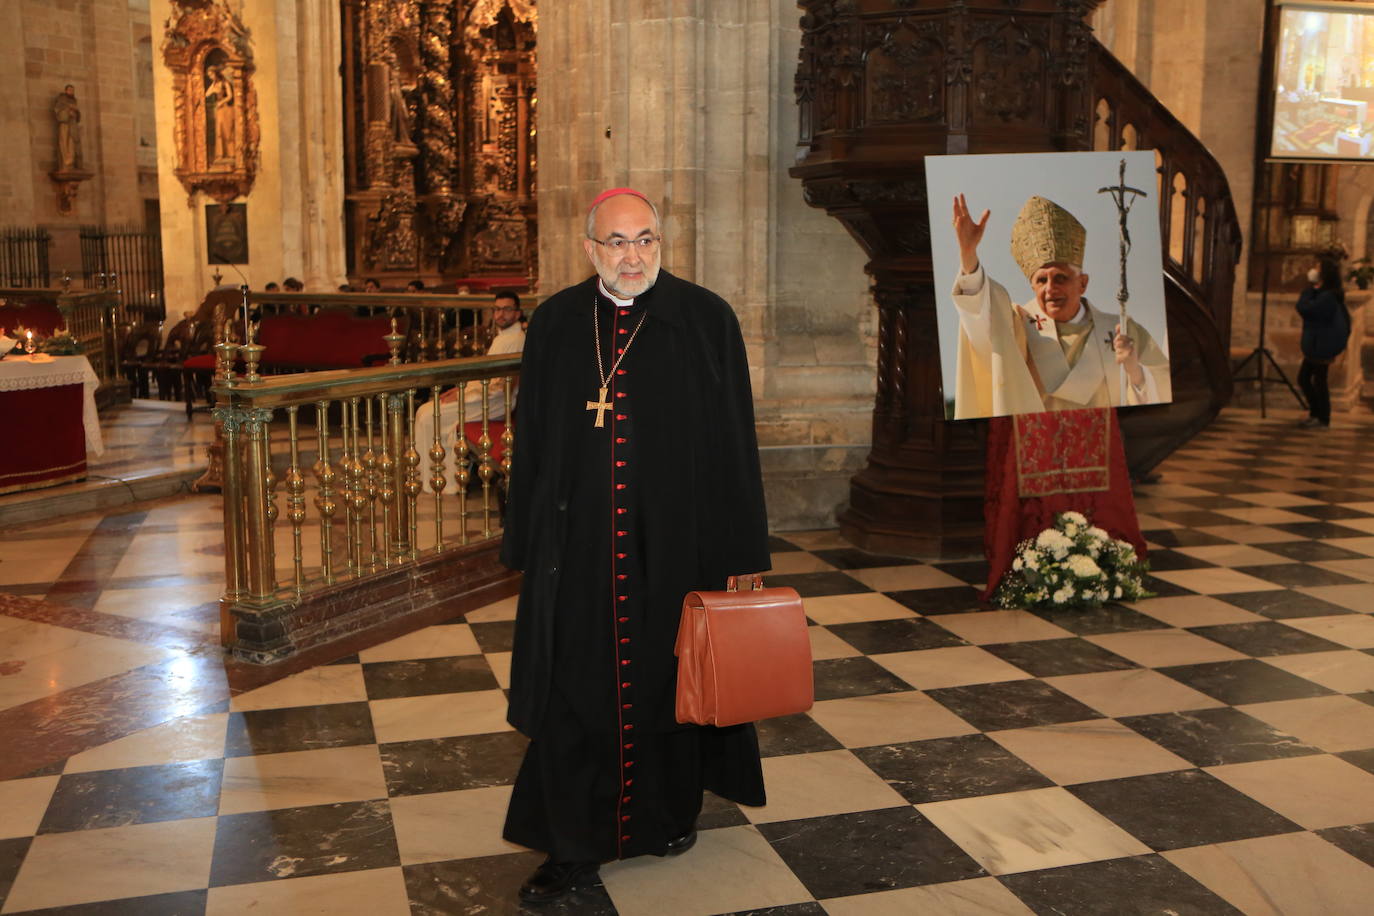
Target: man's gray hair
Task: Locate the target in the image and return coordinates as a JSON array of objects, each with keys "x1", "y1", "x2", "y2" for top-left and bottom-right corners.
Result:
[{"x1": 586, "y1": 194, "x2": 661, "y2": 240}]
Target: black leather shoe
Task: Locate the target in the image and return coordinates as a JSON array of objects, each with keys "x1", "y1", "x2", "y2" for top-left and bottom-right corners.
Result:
[
  {"x1": 518, "y1": 860, "x2": 601, "y2": 903},
  {"x1": 665, "y1": 829, "x2": 697, "y2": 856}
]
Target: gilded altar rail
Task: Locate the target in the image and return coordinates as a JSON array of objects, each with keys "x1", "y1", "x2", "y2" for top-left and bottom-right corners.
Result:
[{"x1": 212, "y1": 350, "x2": 521, "y2": 663}]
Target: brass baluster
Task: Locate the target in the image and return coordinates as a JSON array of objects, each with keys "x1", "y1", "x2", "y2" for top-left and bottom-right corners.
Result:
[
  {"x1": 378, "y1": 394, "x2": 397, "y2": 566},
  {"x1": 386, "y1": 392, "x2": 411, "y2": 560},
  {"x1": 285, "y1": 406, "x2": 307, "y2": 593},
  {"x1": 404, "y1": 389, "x2": 422, "y2": 559},
  {"x1": 263, "y1": 417, "x2": 278, "y2": 578},
  {"x1": 244, "y1": 407, "x2": 277, "y2": 601},
  {"x1": 429, "y1": 385, "x2": 447, "y2": 549},
  {"x1": 337, "y1": 398, "x2": 358, "y2": 577},
  {"x1": 501, "y1": 377, "x2": 514, "y2": 479},
  {"x1": 348, "y1": 397, "x2": 368, "y2": 574},
  {"x1": 314, "y1": 400, "x2": 338, "y2": 584},
  {"x1": 214, "y1": 405, "x2": 247, "y2": 645},
  {"x1": 455, "y1": 381, "x2": 469, "y2": 545},
  {"x1": 477, "y1": 379, "x2": 494, "y2": 539},
  {"x1": 363, "y1": 397, "x2": 379, "y2": 571}
]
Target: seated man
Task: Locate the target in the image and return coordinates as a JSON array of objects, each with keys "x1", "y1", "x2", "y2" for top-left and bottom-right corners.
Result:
[{"x1": 414, "y1": 290, "x2": 525, "y2": 490}]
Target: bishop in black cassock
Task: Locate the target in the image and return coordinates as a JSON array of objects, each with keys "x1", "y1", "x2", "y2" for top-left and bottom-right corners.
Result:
[{"x1": 500, "y1": 189, "x2": 771, "y2": 902}]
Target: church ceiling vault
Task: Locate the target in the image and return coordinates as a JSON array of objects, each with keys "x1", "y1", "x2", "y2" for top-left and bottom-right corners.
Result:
[{"x1": 344, "y1": 0, "x2": 537, "y2": 283}]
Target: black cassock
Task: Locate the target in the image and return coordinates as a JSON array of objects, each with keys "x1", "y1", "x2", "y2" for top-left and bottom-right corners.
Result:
[{"x1": 500, "y1": 271, "x2": 770, "y2": 863}]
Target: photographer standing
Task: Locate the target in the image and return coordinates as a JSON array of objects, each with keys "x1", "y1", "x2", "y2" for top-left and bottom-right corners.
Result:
[{"x1": 1296, "y1": 259, "x2": 1352, "y2": 429}]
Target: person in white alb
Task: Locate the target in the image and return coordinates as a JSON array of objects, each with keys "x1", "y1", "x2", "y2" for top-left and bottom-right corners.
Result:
[
  {"x1": 413, "y1": 290, "x2": 524, "y2": 490},
  {"x1": 949, "y1": 193, "x2": 1171, "y2": 420}
]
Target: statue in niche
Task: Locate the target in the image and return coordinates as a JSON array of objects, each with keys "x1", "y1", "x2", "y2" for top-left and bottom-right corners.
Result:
[
  {"x1": 53, "y1": 85, "x2": 83, "y2": 171},
  {"x1": 205, "y1": 61, "x2": 237, "y2": 163}
]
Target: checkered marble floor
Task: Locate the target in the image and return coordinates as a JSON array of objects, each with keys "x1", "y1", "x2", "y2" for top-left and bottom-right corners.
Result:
[{"x1": 2, "y1": 408, "x2": 1374, "y2": 914}]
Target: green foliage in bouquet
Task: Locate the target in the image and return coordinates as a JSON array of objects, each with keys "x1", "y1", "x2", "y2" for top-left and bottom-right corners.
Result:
[
  {"x1": 991, "y1": 511, "x2": 1152, "y2": 610},
  {"x1": 38, "y1": 330, "x2": 81, "y2": 355}
]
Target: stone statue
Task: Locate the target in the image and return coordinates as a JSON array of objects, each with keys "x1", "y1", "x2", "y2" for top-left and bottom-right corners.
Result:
[
  {"x1": 206, "y1": 64, "x2": 237, "y2": 162},
  {"x1": 53, "y1": 85, "x2": 82, "y2": 171}
]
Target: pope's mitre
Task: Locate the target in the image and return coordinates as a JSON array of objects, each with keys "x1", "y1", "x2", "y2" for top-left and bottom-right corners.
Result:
[{"x1": 1010, "y1": 195, "x2": 1086, "y2": 281}]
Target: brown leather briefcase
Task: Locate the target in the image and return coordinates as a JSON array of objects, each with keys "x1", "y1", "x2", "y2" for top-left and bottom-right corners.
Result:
[{"x1": 674, "y1": 574, "x2": 814, "y2": 727}]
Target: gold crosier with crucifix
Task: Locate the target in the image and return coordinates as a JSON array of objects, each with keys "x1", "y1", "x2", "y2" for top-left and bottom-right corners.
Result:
[{"x1": 587, "y1": 297, "x2": 649, "y2": 427}]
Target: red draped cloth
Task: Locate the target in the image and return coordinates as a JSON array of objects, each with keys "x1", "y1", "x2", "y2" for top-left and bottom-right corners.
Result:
[
  {"x1": 0, "y1": 384, "x2": 87, "y2": 494},
  {"x1": 982, "y1": 407, "x2": 1147, "y2": 599}
]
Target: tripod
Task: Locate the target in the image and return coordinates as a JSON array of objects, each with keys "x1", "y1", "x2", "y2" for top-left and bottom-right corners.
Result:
[{"x1": 1231, "y1": 258, "x2": 1307, "y2": 418}]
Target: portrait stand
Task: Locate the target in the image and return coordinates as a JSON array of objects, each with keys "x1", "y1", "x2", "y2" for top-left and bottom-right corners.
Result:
[{"x1": 1231, "y1": 259, "x2": 1306, "y2": 418}]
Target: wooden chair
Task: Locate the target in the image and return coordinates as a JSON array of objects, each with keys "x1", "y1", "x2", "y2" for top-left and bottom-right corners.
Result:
[{"x1": 119, "y1": 323, "x2": 163, "y2": 399}]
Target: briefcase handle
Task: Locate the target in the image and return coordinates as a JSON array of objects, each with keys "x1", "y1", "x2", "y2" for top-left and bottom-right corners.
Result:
[{"x1": 725, "y1": 574, "x2": 764, "y2": 592}]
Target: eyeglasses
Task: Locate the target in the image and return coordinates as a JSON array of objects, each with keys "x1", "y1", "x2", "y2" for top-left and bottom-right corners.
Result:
[{"x1": 588, "y1": 235, "x2": 661, "y2": 254}]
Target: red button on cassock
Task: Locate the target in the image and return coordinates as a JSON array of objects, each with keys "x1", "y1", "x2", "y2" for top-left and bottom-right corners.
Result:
[
  {"x1": 616, "y1": 437, "x2": 627, "y2": 444},
  {"x1": 617, "y1": 369, "x2": 626, "y2": 375},
  {"x1": 620, "y1": 637, "x2": 630, "y2": 644},
  {"x1": 619, "y1": 309, "x2": 630, "y2": 316},
  {"x1": 618, "y1": 328, "x2": 628, "y2": 335},
  {"x1": 617, "y1": 573, "x2": 628, "y2": 580},
  {"x1": 618, "y1": 595, "x2": 628, "y2": 602},
  {"x1": 622, "y1": 834, "x2": 631, "y2": 841},
  {"x1": 621, "y1": 681, "x2": 631, "y2": 688},
  {"x1": 616, "y1": 391, "x2": 626, "y2": 398},
  {"x1": 621, "y1": 659, "x2": 630, "y2": 666},
  {"x1": 622, "y1": 815, "x2": 631, "y2": 821},
  {"x1": 617, "y1": 507, "x2": 627, "y2": 515},
  {"x1": 617, "y1": 348, "x2": 624, "y2": 355},
  {"x1": 625, "y1": 778, "x2": 634, "y2": 785},
  {"x1": 623, "y1": 703, "x2": 633, "y2": 710},
  {"x1": 615, "y1": 415, "x2": 627, "y2": 422},
  {"x1": 624, "y1": 741, "x2": 633, "y2": 748},
  {"x1": 617, "y1": 530, "x2": 627, "y2": 537},
  {"x1": 617, "y1": 551, "x2": 627, "y2": 558},
  {"x1": 616, "y1": 484, "x2": 627, "y2": 490},
  {"x1": 618, "y1": 616, "x2": 629, "y2": 623},
  {"x1": 616, "y1": 461, "x2": 627, "y2": 467},
  {"x1": 623, "y1": 795, "x2": 632, "y2": 803},
  {"x1": 624, "y1": 724, "x2": 634, "y2": 731}
]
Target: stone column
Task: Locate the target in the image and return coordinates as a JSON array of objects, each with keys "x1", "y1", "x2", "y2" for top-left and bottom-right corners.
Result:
[{"x1": 539, "y1": 0, "x2": 874, "y2": 530}]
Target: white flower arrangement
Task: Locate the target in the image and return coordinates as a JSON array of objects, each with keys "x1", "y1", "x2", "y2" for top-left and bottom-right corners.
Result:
[{"x1": 992, "y1": 512, "x2": 1152, "y2": 611}]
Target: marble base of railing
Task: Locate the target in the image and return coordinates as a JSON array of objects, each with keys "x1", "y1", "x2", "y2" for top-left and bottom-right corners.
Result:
[{"x1": 226, "y1": 538, "x2": 518, "y2": 665}]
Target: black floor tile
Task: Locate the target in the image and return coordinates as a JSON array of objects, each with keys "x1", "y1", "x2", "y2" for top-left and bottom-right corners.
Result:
[
  {"x1": 1286, "y1": 504, "x2": 1374, "y2": 521},
  {"x1": 852, "y1": 734, "x2": 1054, "y2": 804},
  {"x1": 404, "y1": 852, "x2": 617, "y2": 916},
  {"x1": 1158, "y1": 659, "x2": 1337, "y2": 705},
  {"x1": 325, "y1": 653, "x2": 360, "y2": 665},
  {"x1": 361, "y1": 655, "x2": 499, "y2": 700},
  {"x1": 209, "y1": 799, "x2": 401, "y2": 887},
  {"x1": 37, "y1": 760, "x2": 223, "y2": 834},
  {"x1": 225, "y1": 701, "x2": 376, "y2": 757},
  {"x1": 886, "y1": 586, "x2": 985, "y2": 615},
  {"x1": 931, "y1": 559, "x2": 991, "y2": 586},
  {"x1": 1138, "y1": 575, "x2": 1197, "y2": 598},
  {"x1": 1216, "y1": 590, "x2": 1358, "y2": 620},
  {"x1": 1316, "y1": 822, "x2": 1374, "y2": 868},
  {"x1": 981, "y1": 638, "x2": 1139, "y2": 678},
  {"x1": 762, "y1": 571, "x2": 871, "y2": 598},
  {"x1": 811, "y1": 548, "x2": 919, "y2": 570},
  {"x1": 1146, "y1": 529, "x2": 1235, "y2": 548},
  {"x1": 379, "y1": 731, "x2": 527, "y2": 797},
  {"x1": 1258, "y1": 540, "x2": 1373, "y2": 563},
  {"x1": 1143, "y1": 551, "x2": 1217, "y2": 572},
  {"x1": 1186, "y1": 621, "x2": 1347, "y2": 657},
  {"x1": 11, "y1": 890, "x2": 210, "y2": 915},
  {"x1": 468, "y1": 620, "x2": 515, "y2": 653},
  {"x1": 999, "y1": 853, "x2": 1243, "y2": 916},
  {"x1": 1068, "y1": 769, "x2": 1302, "y2": 851},
  {"x1": 825, "y1": 618, "x2": 967, "y2": 655},
  {"x1": 717, "y1": 904, "x2": 828, "y2": 916},
  {"x1": 1149, "y1": 510, "x2": 1245, "y2": 528},
  {"x1": 1120, "y1": 707, "x2": 1322, "y2": 767},
  {"x1": 757, "y1": 807, "x2": 985, "y2": 898},
  {"x1": 755, "y1": 713, "x2": 845, "y2": 758},
  {"x1": 925, "y1": 680, "x2": 1101, "y2": 731},
  {"x1": 1173, "y1": 495, "x2": 1258, "y2": 511},
  {"x1": 1182, "y1": 480, "x2": 1270, "y2": 496},
  {"x1": 1028, "y1": 603, "x2": 1171, "y2": 636},
  {"x1": 1271, "y1": 521, "x2": 1374, "y2": 540},
  {"x1": 810, "y1": 657, "x2": 915, "y2": 701},
  {"x1": 0, "y1": 836, "x2": 31, "y2": 910},
  {"x1": 697, "y1": 789, "x2": 750, "y2": 830},
  {"x1": 768, "y1": 536, "x2": 803, "y2": 554},
  {"x1": 1353, "y1": 691, "x2": 1374, "y2": 708},
  {"x1": 1234, "y1": 563, "x2": 1365, "y2": 588},
  {"x1": 1338, "y1": 748, "x2": 1374, "y2": 775}
]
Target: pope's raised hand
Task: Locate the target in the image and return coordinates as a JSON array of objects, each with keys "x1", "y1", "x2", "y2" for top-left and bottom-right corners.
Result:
[{"x1": 952, "y1": 193, "x2": 990, "y2": 275}]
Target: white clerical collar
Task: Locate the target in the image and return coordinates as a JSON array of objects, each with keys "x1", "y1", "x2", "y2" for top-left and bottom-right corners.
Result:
[
  {"x1": 598, "y1": 279, "x2": 636, "y2": 307},
  {"x1": 1058, "y1": 302, "x2": 1090, "y2": 326}
]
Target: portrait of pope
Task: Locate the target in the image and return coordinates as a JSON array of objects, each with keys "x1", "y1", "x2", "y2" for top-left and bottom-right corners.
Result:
[{"x1": 925, "y1": 151, "x2": 1173, "y2": 421}]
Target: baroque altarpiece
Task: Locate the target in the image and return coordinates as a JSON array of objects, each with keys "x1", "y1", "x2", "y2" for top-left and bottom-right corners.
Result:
[{"x1": 342, "y1": 0, "x2": 537, "y2": 285}]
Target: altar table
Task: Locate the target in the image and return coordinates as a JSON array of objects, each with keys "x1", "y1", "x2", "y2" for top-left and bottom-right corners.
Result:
[{"x1": 0, "y1": 354, "x2": 104, "y2": 494}]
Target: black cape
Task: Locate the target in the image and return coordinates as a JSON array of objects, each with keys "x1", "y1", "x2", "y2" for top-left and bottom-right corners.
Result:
[{"x1": 501, "y1": 270, "x2": 771, "y2": 737}]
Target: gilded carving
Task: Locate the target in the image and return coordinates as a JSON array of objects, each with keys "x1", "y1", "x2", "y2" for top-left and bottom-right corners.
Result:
[{"x1": 161, "y1": 0, "x2": 259, "y2": 203}]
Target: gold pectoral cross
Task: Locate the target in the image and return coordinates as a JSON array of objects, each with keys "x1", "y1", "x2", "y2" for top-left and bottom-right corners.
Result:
[{"x1": 586, "y1": 386, "x2": 613, "y2": 428}]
